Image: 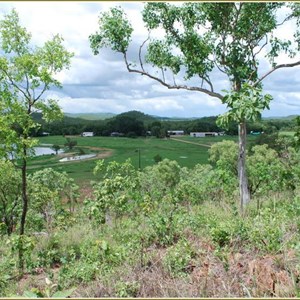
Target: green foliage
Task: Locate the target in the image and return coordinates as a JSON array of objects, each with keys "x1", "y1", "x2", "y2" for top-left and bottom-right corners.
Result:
[
  {"x1": 153, "y1": 154, "x2": 162, "y2": 163},
  {"x1": 147, "y1": 201, "x2": 181, "y2": 247},
  {"x1": 175, "y1": 164, "x2": 226, "y2": 204},
  {"x1": 84, "y1": 159, "x2": 139, "y2": 224},
  {"x1": 0, "y1": 160, "x2": 22, "y2": 235},
  {"x1": 139, "y1": 159, "x2": 181, "y2": 202},
  {"x1": 217, "y1": 84, "x2": 273, "y2": 129},
  {"x1": 28, "y1": 168, "x2": 79, "y2": 231},
  {"x1": 163, "y1": 238, "x2": 196, "y2": 277},
  {"x1": 248, "y1": 144, "x2": 285, "y2": 195},
  {"x1": 209, "y1": 140, "x2": 238, "y2": 175},
  {"x1": 17, "y1": 278, "x2": 75, "y2": 298},
  {"x1": 146, "y1": 39, "x2": 181, "y2": 74},
  {"x1": 90, "y1": 7, "x2": 133, "y2": 54},
  {"x1": 51, "y1": 144, "x2": 61, "y2": 155},
  {"x1": 210, "y1": 224, "x2": 232, "y2": 248},
  {"x1": 246, "y1": 206, "x2": 292, "y2": 253},
  {"x1": 7, "y1": 234, "x2": 36, "y2": 268},
  {"x1": 294, "y1": 116, "x2": 300, "y2": 150},
  {"x1": 64, "y1": 138, "x2": 77, "y2": 150},
  {"x1": 115, "y1": 281, "x2": 140, "y2": 297},
  {"x1": 0, "y1": 9, "x2": 73, "y2": 271}
]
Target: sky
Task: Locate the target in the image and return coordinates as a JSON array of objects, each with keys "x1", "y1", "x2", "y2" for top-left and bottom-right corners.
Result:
[{"x1": 1, "y1": 1, "x2": 300, "y2": 118}]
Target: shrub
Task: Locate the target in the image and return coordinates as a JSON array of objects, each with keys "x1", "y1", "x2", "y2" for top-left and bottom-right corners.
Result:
[{"x1": 163, "y1": 239, "x2": 196, "y2": 277}]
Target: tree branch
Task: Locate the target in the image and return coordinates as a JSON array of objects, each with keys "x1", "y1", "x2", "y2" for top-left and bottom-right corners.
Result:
[
  {"x1": 33, "y1": 83, "x2": 48, "y2": 104},
  {"x1": 139, "y1": 35, "x2": 150, "y2": 72},
  {"x1": 254, "y1": 60, "x2": 300, "y2": 86},
  {"x1": 0, "y1": 68, "x2": 30, "y2": 101},
  {"x1": 123, "y1": 52, "x2": 224, "y2": 100}
]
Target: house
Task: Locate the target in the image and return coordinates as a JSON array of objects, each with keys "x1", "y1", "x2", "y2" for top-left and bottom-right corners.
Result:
[
  {"x1": 167, "y1": 130, "x2": 184, "y2": 136},
  {"x1": 81, "y1": 132, "x2": 94, "y2": 137},
  {"x1": 190, "y1": 132, "x2": 219, "y2": 137}
]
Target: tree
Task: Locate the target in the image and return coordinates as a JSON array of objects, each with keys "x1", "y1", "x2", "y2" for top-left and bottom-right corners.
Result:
[
  {"x1": 51, "y1": 144, "x2": 61, "y2": 155},
  {"x1": 29, "y1": 168, "x2": 79, "y2": 231},
  {"x1": 64, "y1": 138, "x2": 77, "y2": 150},
  {"x1": 0, "y1": 160, "x2": 22, "y2": 235},
  {"x1": 0, "y1": 9, "x2": 73, "y2": 271},
  {"x1": 90, "y1": 3, "x2": 300, "y2": 212}
]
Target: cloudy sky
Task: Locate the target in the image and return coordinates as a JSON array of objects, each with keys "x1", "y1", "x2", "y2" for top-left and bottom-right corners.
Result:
[{"x1": 1, "y1": 2, "x2": 300, "y2": 118}]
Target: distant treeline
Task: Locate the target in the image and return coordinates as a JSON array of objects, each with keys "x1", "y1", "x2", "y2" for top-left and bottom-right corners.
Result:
[{"x1": 31, "y1": 110, "x2": 297, "y2": 137}]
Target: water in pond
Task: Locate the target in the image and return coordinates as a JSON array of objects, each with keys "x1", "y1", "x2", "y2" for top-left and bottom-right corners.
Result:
[
  {"x1": 7, "y1": 146, "x2": 63, "y2": 159},
  {"x1": 34, "y1": 147, "x2": 64, "y2": 156},
  {"x1": 59, "y1": 154, "x2": 96, "y2": 162}
]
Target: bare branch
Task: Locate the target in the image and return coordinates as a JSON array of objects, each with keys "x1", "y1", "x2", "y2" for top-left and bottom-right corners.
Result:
[
  {"x1": 25, "y1": 73, "x2": 31, "y2": 99},
  {"x1": 139, "y1": 35, "x2": 150, "y2": 72},
  {"x1": 33, "y1": 83, "x2": 48, "y2": 104},
  {"x1": 161, "y1": 68, "x2": 165, "y2": 83},
  {"x1": 203, "y1": 75, "x2": 214, "y2": 92},
  {"x1": 276, "y1": 14, "x2": 293, "y2": 27},
  {"x1": 123, "y1": 52, "x2": 224, "y2": 100},
  {"x1": 214, "y1": 57, "x2": 227, "y2": 75},
  {"x1": 253, "y1": 35, "x2": 268, "y2": 59},
  {"x1": 254, "y1": 60, "x2": 300, "y2": 86},
  {"x1": 0, "y1": 68, "x2": 30, "y2": 101},
  {"x1": 172, "y1": 73, "x2": 177, "y2": 86}
]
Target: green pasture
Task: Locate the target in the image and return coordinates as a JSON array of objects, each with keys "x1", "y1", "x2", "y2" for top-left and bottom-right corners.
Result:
[
  {"x1": 279, "y1": 131, "x2": 296, "y2": 137},
  {"x1": 28, "y1": 135, "x2": 253, "y2": 184}
]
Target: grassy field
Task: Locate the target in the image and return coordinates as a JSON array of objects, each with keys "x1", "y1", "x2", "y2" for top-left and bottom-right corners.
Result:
[
  {"x1": 279, "y1": 131, "x2": 296, "y2": 137},
  {"x1": 31, "y1": 135, "x2": 254, "y2": 184}
]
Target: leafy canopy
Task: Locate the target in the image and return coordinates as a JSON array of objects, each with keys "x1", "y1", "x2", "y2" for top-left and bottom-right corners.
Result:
[{"x1": 0, "y1": 9, "x2": 73, "y2": 160}]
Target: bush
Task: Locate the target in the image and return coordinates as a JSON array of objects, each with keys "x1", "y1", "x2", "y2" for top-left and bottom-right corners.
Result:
[{"x1": 163, "y1": 239, "x2": 196, "y2": 277}]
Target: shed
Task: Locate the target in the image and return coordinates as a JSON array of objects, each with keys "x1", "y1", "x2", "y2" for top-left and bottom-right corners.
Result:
[{"x1": 81, "y1": 132, "x2": 94, "y2": 137}]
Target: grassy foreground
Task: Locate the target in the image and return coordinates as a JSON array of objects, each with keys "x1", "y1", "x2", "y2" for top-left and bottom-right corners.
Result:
[{"x1": 1, "y1": 192, "x2": 300, "y2": 297}]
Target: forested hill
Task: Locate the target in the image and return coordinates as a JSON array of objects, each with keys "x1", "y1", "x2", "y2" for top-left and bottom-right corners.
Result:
[{"x1": 64, "y1": 112, "x2": 116, "y2": 120}]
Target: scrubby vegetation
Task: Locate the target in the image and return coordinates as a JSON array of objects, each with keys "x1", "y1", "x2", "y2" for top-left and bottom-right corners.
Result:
[{"x1": 1, "y1": 134, "x2": 300, "y2": 297}]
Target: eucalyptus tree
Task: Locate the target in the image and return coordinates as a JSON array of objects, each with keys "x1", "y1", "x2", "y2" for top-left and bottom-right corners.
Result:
[
  {"x1": 90, "y1": 3, "x2": 300, "y2": 211},
  {"x1": 0, "y1": 9, "x2": 73, "y2": 271}
]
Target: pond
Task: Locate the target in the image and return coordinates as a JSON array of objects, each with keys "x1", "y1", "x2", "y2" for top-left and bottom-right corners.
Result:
[
  {"x1": 59, "y1": 154, "x2": 96, "y2": 162},
  {"x1": 34, "y1": 147, "x2": 64, "y2": 156},
  {"x1": 7, "y1": 146, "x2": 64, "y2": 159}
]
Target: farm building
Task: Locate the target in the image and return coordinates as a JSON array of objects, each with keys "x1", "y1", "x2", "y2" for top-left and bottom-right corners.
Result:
[
  {"x1": 190, "y1": 132, "x2": 219, "y2": 137},
  {"x1": 81, "y1": 132, "x2": 94, "y2": 137},
  {"x1": 167, "y1": 130, "x2": 184, "y2": 136}
]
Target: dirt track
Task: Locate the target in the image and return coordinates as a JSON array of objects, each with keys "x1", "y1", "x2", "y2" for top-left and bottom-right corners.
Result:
[{"x1": 170, "y1": 137, "x2": 212, "y2": 148}]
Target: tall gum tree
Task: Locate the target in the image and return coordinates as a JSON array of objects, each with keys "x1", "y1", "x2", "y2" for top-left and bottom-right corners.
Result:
[
  {"x1": 0, "y1": 9, "x2": 73, "y2": 271},
  {"x1": 90, "y1": 3, "x2": 300, "y2": 212}
]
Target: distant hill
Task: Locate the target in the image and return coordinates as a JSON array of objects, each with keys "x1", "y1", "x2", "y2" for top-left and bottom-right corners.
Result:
[
  {"x1": 65, "y1": 111, "x2": 201, "y2": 122},
  {"x1": 65, "y1": 112, "x2": 116, "y2": 120},
  {"x1": 263, "y1": 115, "x2": 299, "y2": 121},
  {"x1": 112, "y1": 110, "x2": 157, "y2": 124},
  {"x1": 152, "y1": 115, "x2": 199, "y2": 121}
]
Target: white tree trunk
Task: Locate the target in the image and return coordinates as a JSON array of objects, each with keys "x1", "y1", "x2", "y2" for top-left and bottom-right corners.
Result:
[{"x1": 238, "y1": 121, "x2": 250, "y2": 212}]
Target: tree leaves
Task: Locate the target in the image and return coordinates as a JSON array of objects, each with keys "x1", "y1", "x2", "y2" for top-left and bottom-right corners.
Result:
[
  {"x1": 89, "y1": 7, "x2": 133, "y2": 54},
  {"x1": 217, "y1": 84, "x2": 273, "y2": 129}
]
